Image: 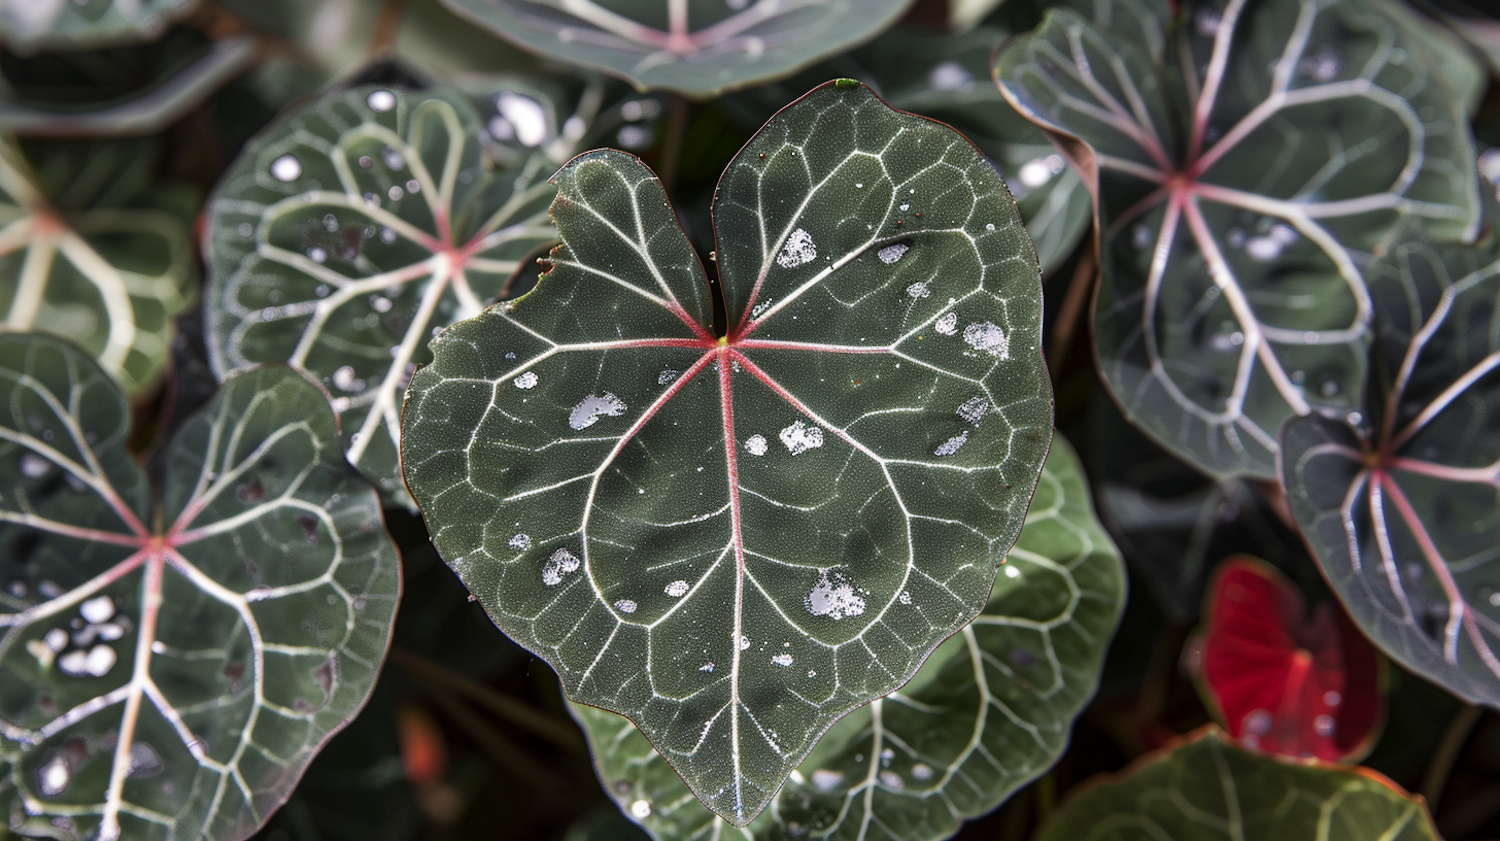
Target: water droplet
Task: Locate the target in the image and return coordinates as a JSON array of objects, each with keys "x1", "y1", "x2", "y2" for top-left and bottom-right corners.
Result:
[
  {"x1": 80, "y1": 596, "x2": 114, "y2": 624},
  {"x1": 1004, "y1": 565, "x2": 1021, "y2": 579},
  {"x1": 776, "y1": 228, "x2": 817, "y2": 268},
  {"x1": 380, "y1": 227, "x2": 397, "y2": 244},
  {"x1": 812, "y1": 769, "x2": 843, "y2": 791},
  {"x1": 406, "y1": 179, "x2": 421, "y2": 194},
  {"x1": 1243, "y1": 708, "x2": 1272, "y2": 736},
  {"x1": 771, "y1": 653, "x2": 793, "y2": 666},
  {"x1": 928, "y1": 60, "x2": 973, "y2": 91},
  {"x1": 1320, "y1": 379, "x2": 1340, "y2": 398},
  {"x1": 59, "y1": 644, "x2": 117, "y2": 677},
  {"x1": 19, "y1": 452, "x2": 49, "y2": 479},
  {"x1": 1313, "y1": 714, "x2": 1336, "y2": 737},
  {"x1": 882, "y1": 243, "x2": 912, "y2": 265},
  {"x1": 323, "y1": 213, "x2": 339, "y2": 233},
  {"x1": 569, "y1": 392, "x2": 628, "y2": 430},
  {"x1": 387, "y1": 186, "x2": 405, "y2": 201},
  {"x1": 911, "y1": 763, "x2": 933, "y2": 780},
  {"x1": 382, "y1": 147, "x2": 405, "y2": 170},
  {"x1": 665, "y1": 580, "x2": 689, "y2": 598},
  {"x1": 962, "y1": 321, "x2": 1009, "y2": 357},
  {"x1": 514, "y1": 372, "x2": 539, "y2": 389},
  {"x1": 617, "y1": 125, "x2": 653, "y2": 149},
  {"x1": 985, "y1": 222, "x2": 996, "y2": 232},
  {"x1": 805, "y1": 572, "x2": 866, "y2": 620},
  {"x1": 1018, "y1": 154, "x2": 1066, "y2": 188},
  {"x1": 779, "y1": 421, "x2": 823, "y2": 455},
  {"x1": 740, "y1": 635, "x2": 751, "y2": 650},
  {"x1": 744, "y1": 434, "x2": 768, "y2": 456},
  {"x1": 237, "y1": 222, "x2": 253, "y2": 237},
  {"x1": 371, "y1": 296, "x2": 394, "y2": 313},
  {"x1": 1194, "y1": 8, "x2": 1221, "y2": 36},
  {"x1": 44, "y1": 628, "x2": 68, "y2": 652},
  {"x1": 1324, "y1": 690, "x2": 1341, "y2": 706},
  {"x1": 37, "y1": 753, "x2": 70, "y2": 796},
  {"x1": 541, "y1": 548, "x2": 580, "y2": 586},
  {"x1": 307, "y1": 246, "x2": 329, "y2": 263},
  {"x1": 934, "y1": 312, "x2": 959, "y2": 335},
  {"x1": 509, "y1": 533, "x2": 530, "y2": 550},
  {"x1": 270, "y1": 154, "x2": 302, "y2": 182},
  {"x1": 331, "y1": 365, "x2": 363, "y2": 392},
  {"x1": 879, "y1": 770, "x2": 905, "y2": 790},
  {"x1": 630, "y1": 800, "x2": 652, "y2": 819},
  {"x1": 615, "y1": 599, "x2": 638, "y2": 614},
  {"x1": 495, "y1": 92, "x2": 548, "y2": 146}
]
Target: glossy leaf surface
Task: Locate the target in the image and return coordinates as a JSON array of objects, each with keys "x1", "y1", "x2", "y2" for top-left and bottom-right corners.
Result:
[
  {"x1": 572, "y1": 437, "x2": 1123, "y2": 841},
  {"x1": 1191, "y1": 558, "x2": 1382, "y2": 762},
  {"x1": 206, "y1": 85, "x2": 560, "y2": 505},
  {"x1": 723, "y1": 24, "x2": 1090, "y2": 274},
  {"x1": 1037, "y1": 728, "x2": 1438, "y2": 841},
  {"x1": 996, "y1": 0, "x2": 1480, "y2": 478},
  {"x1": 0, "y1": 334, "x2": 400, "y2": 840},
  {"x1": 0, "y1": 0, "x2": 196, "y2": 53},
  {"x1": 437, "y1": 0, "x2": 917, "y2": 98},
  {"x1": 401, "y1": 81, "x2": 1052, "y2": 824},
  {"x1": 1281, "y1": 230, "x2": 1500, "y2": 707},
  {"x1": 0, "y1": 138, "x2": 197, "y2": 397}
]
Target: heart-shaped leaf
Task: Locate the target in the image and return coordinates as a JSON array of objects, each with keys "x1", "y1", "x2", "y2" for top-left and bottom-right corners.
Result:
[
  {"x1": 722, "y1": 24, "x2": 1090, "y2": 274},
  {"x1": 0, "y1": 0, "x2": 197, "y2": 53},
  {"x1": 1281, "y1": 228, "x2": 1500, "y2": 707},
  {"x1": 1189, "y1": 557, "x2": 1383, "y2": 762},
  {"x1": 436, "y1": 0, "x2": 918, "y2": 98},
  {"x1": 401, "y1": 80, "x2": 1053, "y2": 824},
  {"x1": 570, "y1": 436, "x2": 1124, "y2": 841},
  {"x1": 0, "y1": 334, "x2": 400, "y2": 841},
  {"x1": 995, "y1": 0, "x2": 1481, "y2": 479},
  {"x1": 206, "y1": 84, "x2": 563, "y2": 505},
  {"x1": 0, "y1": 137, "x2": 197, "y2": 397},
  {"x1": 1036, "y1": 727, "x2": 1438, "y2": 841}
]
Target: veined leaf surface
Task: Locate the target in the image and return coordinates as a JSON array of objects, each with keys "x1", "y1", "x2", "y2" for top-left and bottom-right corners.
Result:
[
  {"x1": 0, "y1": 0, "x2": 196, "y2": 53},
  {"x1": 401, "y1": 81, "x2": 1053, "y2": 824},
  {"x1": 0, "y1": 138, "x2": 197, "y2": 397},
  {"x1": 437, "y1": 0, "x2": 917, "y2": 98},
  {"x1": 1281, "y1": 230, "x2": 1500, "y2": 707},
  {"x1": 996, "y1": 0, "x2": 1480, "y2": 478},
  {"x1": 1036, "y1": 728, "x2": 1438, "y2": 841},
  {"x1": 206, "y1": 85, "x2": 561, "y2": 505},
  {"x1": 571, "y1": 437, "x2": 1123, "y2": 841},
  {"x1": 0, "y1": 334, "x2": 400, "y2": 840}
]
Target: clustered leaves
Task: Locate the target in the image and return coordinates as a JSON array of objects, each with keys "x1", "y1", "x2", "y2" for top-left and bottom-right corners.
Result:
[{"x1": 2, "y1": 0, "x2": 1499, "y2": 839}]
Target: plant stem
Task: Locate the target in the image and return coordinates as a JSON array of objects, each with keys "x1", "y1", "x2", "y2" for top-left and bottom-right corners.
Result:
[
  {"x1": 368, "y1": 0, "x2": 408, "y2": 56},
  {"x1": 1421, "y1": 703, "x2": 1482, "y2": 810},
  {"x1": 1047, "y1": 241, "x2": 1096, "y2": 379},
  {"x1": 388, "y1": 647, "x2": 587, "y2": 754},
  {"x1": 659, "y1": 95, "x2": 690, "y2": 197},
  {"x1": 426, "y1": 686, "x2": 569, "y2": 798}
]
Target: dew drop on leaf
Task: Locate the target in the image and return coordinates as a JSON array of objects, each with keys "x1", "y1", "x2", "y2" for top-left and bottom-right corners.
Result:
[
  {"x1": 1244, "y1": 708, "x2": 1272, "y2": 736},
  {"x1": 79, "y1": 596, "x2": 114, "y2": 624},
  {"x1": 1313, "y1": 714, "x2": 1336, "y2": 737},
  {"x1": 771, "y1": 653, "x2": 793, "y2": 666},
  {"x1": 270, "y1": 154, "x2": 302, "y2": 182},
  {"x1": 879, "y1": 770, "x2": 904, "y2": 790},
  {"x1": 630, "y1": 800, "x2": 651, "y2": 819},
  {"x1": 811, "y1": 769, "x2": 842, "y2": 791},
  {"x1": 495, "y1": 92, "x2": 548, "y2": 147},
  {"x1": 382, "y1": 147, "x2": 405, "y2": 170},
  {"x1": 37, "y1": 754, "x2": 70, "y2": 796},
  {"x1": 19, "y1": 452, "x2": 49, "y2": 479}
]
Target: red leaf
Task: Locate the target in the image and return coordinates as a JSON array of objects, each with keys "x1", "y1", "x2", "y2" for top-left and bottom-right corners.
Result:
[{"x1": 1193, "y1": 557, "x2": 1383, "y2": 762}]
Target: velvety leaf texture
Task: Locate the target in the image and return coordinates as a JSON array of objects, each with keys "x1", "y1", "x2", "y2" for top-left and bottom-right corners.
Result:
[
  {"x1": 206, "y1": 85, "x2": 559, "y2": 506},
  {"x1": 996, "y1": 0, "x2": 1480, "y2": 479},
  {"x1": 437, "y1": 0, "x2": 918, "y2": 98},
  {"x1": 1281, "y1": 230, "x2": 1500, "y2": 707},
  {"x1": 401, "y1": 81, "x2": 1052, "y2": 824},
  {"x1": 0, "y1": 138, "x2": 197, "y2": 397},
  {"x1": 0, "y1": 0, "x2": 197, "y2": 53},
  {"x1": 1037, "y1": 728, "x2": 1438, "y2": 841},
  {"x1": 0, "y1": 334, "x2": 400, "y2": 841},
  {"x1": 571, "y1": 437, "x2": 1124, "y2": 841}
]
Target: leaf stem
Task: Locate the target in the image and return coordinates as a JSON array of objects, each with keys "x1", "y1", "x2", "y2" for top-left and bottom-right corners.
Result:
[
  {"x1": 1421, "y1": 703, "x2": 1482, "y2": 811},
  {"x1": 1046, "y1": 240, "x2": 1095, "y2": 378},
  {"x1": 659, "y1": 94, "x2": 690, "y2": 197},
  {"x1": 388, "y1": 647, "x2": 587, "y2": 754},
  {"x1": 367, "y1": 0, "x2": 408, "y2": 55},
  {"x1": 425, "y1": 686, "x2": 570, "y2": 798}
]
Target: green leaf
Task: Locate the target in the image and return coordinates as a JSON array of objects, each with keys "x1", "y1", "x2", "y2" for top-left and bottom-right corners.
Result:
[
  {"x1": 0, "y1": 333, "x2": 400, "y2": 841},
  {"x1": 436, "y1": 0, "x2": 918, "y2": 98},
  {"x1": 401, "y1": 80, "x2": 1052, "y2": 824},
  {"x1": 996, "y1": 0, "x2": 1480, "y2": 479},
  {"x1": 1281, "y1": 229, "x2": 1500, "y2": 707},
  {"x1": 571, "y1": 436, "x2": 1124, "y2": 841},
  {"x1": 205, "y1": 84, "x2": 561, "y2": 505},
  {"x1": 722, "y1": 24, "x2": 1090, "y2": 274},
  {"x1": 0, "y1": 138, "x2": 197, "y2": 397},
  {"x1": 1037, "y1": 727, "x2": 1437, "y2": 841},
  {"x1": 0, "y1": 0, "x2": 197, "y2": 53}
]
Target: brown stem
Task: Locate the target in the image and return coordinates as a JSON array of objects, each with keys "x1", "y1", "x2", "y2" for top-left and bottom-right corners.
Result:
[
  {"x1": 1421, "y1": 703, "x2": 1482, "y2": 811},
  {"x1": 426, "y1": 686, "x2": 568, "y2": 798},
  {"x1": 659, "y1": 95, "x2": 690, "y2": 197},
  {"x1": 367, "y1": 0, "x2": 408, "y2": 56},
  {"x1": 1047, "y1": 241, "x2": 1096, "y2": 379},
  {"x1": 388, "y1": 647, "x2": 587, "y2": 754}
]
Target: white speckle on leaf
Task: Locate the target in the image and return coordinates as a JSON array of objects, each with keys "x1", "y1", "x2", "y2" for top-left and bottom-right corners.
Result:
[
  {"x1": 957, "y1": 396, "x2": 989, "y2": 424},
  {"x1": 1301, "y1": 46, "x2": 1341, "y2": 82},
  {"x1": 496, "y1": 92, "x2": 548, "y2": 146},
  {"x1": 740, "y1": 635, "x2": 750, "y2": 651},
  {"x1": 985, "y1": 222, "x2": 996, "y2": 231},
  {"x1": 615, "y1": 599, "x2": 637, "y2": 614},
  {"x1": 388, "y1": 186, "x2": 405, "y2": 201},
  {"x1": 744, "y1": 434, "x2": 769, "y2": 456},
  {"x1": 658, "y1": 369, "x2": 679, "y2": 385},
  {"x1": 630, "y1": 800, "x2": 651, "y2": 819},
  {"x1": 382, "y1": 147, "x2": 405, "y2": 170},
  {"x1": 617, "y1": 125, "x2": 653, "y2": 149},
  {"x1": 307, "y1": 246, "x2": 328, "y2": 263},
  {"x1": 779, "y1": 421, "x2": 823, "y2": 455},
  {"x1": 367, "y1": 90, "x2": 396, "y2": 112},
  {"x1": 880, "y1": 243, "x2": 911, "y2": 265},
  {"x1": 1243, "y1": 709, "x2": 1272, "y2": 735},
  {"x1": 899, "y1": 591, "x2": 912, "y2": 605},
  {"x1": 127, "y1": 742, "x2": 163, "y2": 778},
  {"x1": 270, "y1": 154, "x2": 302, "y2": 181},
  {"x1": 771, "y1": 653, "x2": 793, "y2": 666},
  {"x1": 406, "y1": 179, "x2": 421, "y2": 194},
  {"x1": 80, "y1": 596, "x2": 114, "y2": 624},
  {"x1": 805, "y1": 572, "x2": 866, "y2": 620},
  {"x1": 812, "y1": 769, "x2": 843, "y2": 791},
  {"x1": 879, "y1": 770, "x2": 904, "y2": 790},
  {"x1": 776, "y1": 228, "x2": 817, "y2": 268},
  {"x1": 44, "y1": 628, "x2": 68, "y2": 652},
  {"x1": 569, "y1": 392, "x2": 628, "y2": 430},
  {"x1": 962, "y1": 321, "x2": 1009, "y2": 357},
  {"x1": 332, "y1": 365, "x2": 364, "y2": 391},
  {"x1": 1004, "y1": 565, "x2": 1021, "y2": 579},
  {"x1": 379, "y1": 227, "x2": 397, "y2": 244},
  {"x1": 1313, "y1": 714, "x2": 1336, "y2": 737},
  {"x1": 1018, "y1": 154, "x2": 1065, "y2": 188},
  {"x1": 1133, "y1": 224, "x2": 1153, "y2": 249},
  {"x1": 934, "y1": 430, "x2": 968, "y2": 456},
  {"x1": 509, "y1": 533, "x2": 530, "y2": 550},
  {"x1": 59, "y1": 644, "x2": 116, "y2": 677},
  {"x1": 929, "y1": 60, "x2": 974, "y2": 91},
  {"x1": 19, "y1": 453, "x2": 49, "y2": 479},
  {"x1": 1325, "y1": 691, "x2": 1342, "y2": 706},
  {"x1": 37, "y1": 754, "x2": 70, "y2": 797},
  {"x1": 237, "y1": 223, "x2": 253, "y2": 237},
  {"x1": 905, "y1": 281, "x2": 930, "y2": 298},
  {"x1": 912, "y1": 763, "x2": 933, "y2": 780},
  {"x1": 541, "y1": 548, "x2": 580, "y2": 586},
  {"x1": 514, "y1": 372, "x2": 539, "y2": 389},
  {"x1": 934, "y1": 312, "x2": 958, "y2": 335},
  {"x1": 1194, "y1": 8, "x2": 1221, "y2": 36},
  {"x1": 665, "y1": 580, "x2": 690, "y2": 597},
  {"x1": 700, "y1": 662, "x2": 714, "y2": 672},
  {"x1": 371, "y1": 296, "x2": 393, "y2": 313}
]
